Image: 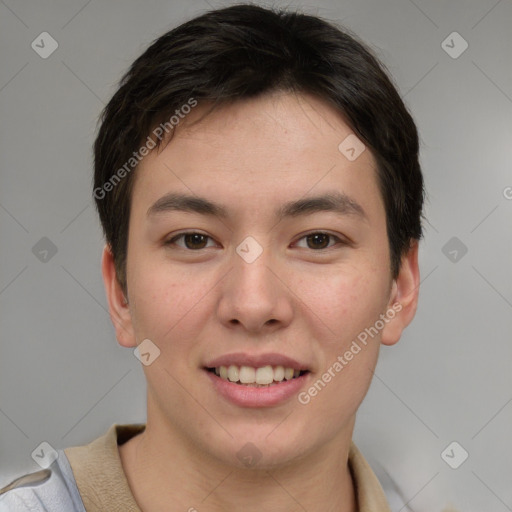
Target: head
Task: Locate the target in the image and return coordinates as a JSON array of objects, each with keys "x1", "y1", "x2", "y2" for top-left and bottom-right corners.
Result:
[{"x1": 95, "y1": 4, "x2": 424, "y2": 468}]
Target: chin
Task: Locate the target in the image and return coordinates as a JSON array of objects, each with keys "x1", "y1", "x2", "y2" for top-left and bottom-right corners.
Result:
[{"x1": 208, "y1": 427, "x2": 315, "y2": 470}]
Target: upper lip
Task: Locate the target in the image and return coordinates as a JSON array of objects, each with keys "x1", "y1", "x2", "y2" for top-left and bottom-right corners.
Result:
[{"x1": 205, "y1": 352, "x2": 309, "y2": 371}]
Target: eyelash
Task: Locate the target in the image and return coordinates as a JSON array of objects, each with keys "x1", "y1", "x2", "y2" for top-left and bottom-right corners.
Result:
[{"x1": 164, "y1": 231, "x2": 346, "y2": 251}]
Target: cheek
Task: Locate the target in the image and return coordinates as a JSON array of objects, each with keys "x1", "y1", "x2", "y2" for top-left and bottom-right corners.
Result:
[
  {"x1": 128, "y1": 255, "x2": 218, "y2": 352},
  {"x1": 298, "y1": 268, "x2": 386, "y2": 342},
  {"x1": 297, "y1": 272, "x2": 385, "y2": 425}
]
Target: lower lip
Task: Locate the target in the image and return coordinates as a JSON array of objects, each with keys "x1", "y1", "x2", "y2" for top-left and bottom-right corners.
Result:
[{"x1": 205, "y1": 370, "x2": 310, "y2": 408}]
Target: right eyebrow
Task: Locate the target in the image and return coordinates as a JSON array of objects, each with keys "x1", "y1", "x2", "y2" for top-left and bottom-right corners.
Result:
[{"x1": 147, "y1": 193, "x2": 229, "y2": 219}]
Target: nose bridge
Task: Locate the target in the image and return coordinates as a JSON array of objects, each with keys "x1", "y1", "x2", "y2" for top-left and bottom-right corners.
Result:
[
  {"x1": 232, "y1": 235, "x2": 276, "y2": 301},
  {"x1": 218, "y1": 234, "x2": 291, "y2": 331}
]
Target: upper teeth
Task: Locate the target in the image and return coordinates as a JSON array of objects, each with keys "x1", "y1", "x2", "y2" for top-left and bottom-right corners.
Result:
[{"x1": 214, "y1": 365, "x2": 301, "y2": 385}]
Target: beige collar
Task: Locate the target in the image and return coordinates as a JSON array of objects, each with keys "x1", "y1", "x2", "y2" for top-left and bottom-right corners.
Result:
[{"x1": 65, "y1": 424, "x2": 391, "y2": 512}]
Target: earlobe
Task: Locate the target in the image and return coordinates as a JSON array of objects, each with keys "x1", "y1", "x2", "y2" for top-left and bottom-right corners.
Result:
[
  {"x1": 101, "y1": 244, "x2": 136, "y2": 348},
  {"x1": 380, "y1": 240, "x2": 420, "y2": 346}
]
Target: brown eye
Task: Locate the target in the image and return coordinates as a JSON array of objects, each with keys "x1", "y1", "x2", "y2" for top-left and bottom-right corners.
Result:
[
  {"x1": 295, "y1": 232, "x2": 342, "y2": 250},
  {"x1": 306, "y1": 233, "x2": 330, "y2": 249},
  {"x1": 183, "y1": 233, "x2": 208, "y2": 249},
  {"x1": 166, "y1": 232, "x2": 215, "y2": 250}
]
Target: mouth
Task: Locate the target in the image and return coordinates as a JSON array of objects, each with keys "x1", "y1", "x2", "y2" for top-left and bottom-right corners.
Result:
[
  {"x1": 203, "y1": 353, "x2": 312, "y2": 407},
  {"x1": 205, "y1": 365, "x2": 310, "y2": 387}
]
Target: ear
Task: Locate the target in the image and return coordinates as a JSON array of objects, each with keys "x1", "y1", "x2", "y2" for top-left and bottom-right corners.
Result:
[
  {"x1": 101, "y1": 244, "x2": 136, "y2": 348},
  {"x1": 380, "y1": 240, "x2": 420, "y2": 346}
]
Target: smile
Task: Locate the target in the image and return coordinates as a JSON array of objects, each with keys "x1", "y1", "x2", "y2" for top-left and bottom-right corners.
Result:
[{"x1": 207, "y1": 365, "x2": 309, "y2": 386}]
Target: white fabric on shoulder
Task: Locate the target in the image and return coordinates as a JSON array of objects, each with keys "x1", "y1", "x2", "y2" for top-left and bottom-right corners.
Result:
[{"x1": 0, "y1": 450, "x2": 86, "y2": 512}]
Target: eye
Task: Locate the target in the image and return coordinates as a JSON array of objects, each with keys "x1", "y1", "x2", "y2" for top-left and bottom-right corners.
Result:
[
  {"x1": 294, "y1": 231, "x2": 344, "y2": 250},
  {"x1": 165, "y1": 231, "x2": 346, "y2": 251},
  {"x1": 165, "y1": 232, "x2": 217, "y2": 250}
]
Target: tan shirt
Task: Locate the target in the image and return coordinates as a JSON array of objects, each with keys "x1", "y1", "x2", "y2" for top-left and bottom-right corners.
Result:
[{"x1": 65, "y1": 424, "x2": 392, "y2": 512}]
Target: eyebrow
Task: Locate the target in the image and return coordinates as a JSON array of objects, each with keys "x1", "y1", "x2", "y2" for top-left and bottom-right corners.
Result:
[{"x1": 147, "y1": 191, "x2": 367, "y2": 222}]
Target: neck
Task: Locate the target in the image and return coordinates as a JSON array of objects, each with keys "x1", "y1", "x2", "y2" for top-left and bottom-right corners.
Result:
[{"x1": 120, "y1": 409, "x2": 357, "y2": 512}]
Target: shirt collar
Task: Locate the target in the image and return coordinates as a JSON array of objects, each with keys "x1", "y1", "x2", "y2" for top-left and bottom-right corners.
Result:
[{"x1": 65, "y1": 424, "x2": 391, "y2": 512}]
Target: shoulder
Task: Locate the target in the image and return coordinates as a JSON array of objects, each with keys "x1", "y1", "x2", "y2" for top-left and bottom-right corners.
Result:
[
  {"x1": 63, "y1": 424, "x2": 145, "y2": 512},
  {"x1": 0, "y1": 450, "x2": 86, "y2": 512},
  {"x1": 0, "y1": 424, "x2": 145, "y2": 512}
]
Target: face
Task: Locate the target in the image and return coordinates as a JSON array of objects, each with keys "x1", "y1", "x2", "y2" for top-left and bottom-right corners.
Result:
[{"x1": 104, "y1": 91, "x2": 419, "y2": 469}]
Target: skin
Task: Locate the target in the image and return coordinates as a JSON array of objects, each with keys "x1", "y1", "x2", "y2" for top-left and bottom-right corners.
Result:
[{"x1": 102, "y1": 91, "x2": 420, "y2": 512}]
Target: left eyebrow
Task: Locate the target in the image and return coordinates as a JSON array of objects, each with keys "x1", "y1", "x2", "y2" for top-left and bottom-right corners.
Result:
[
  {"x1": 146, "y1": 191, "x2": 367, "y2": 222},
  {"x1": 276, "y1": 192, "x2": 367, "y2": 222}
]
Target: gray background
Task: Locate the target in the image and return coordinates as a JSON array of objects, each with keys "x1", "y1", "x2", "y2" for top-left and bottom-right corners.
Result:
[{"x1": 1, "y1": 0, "x2": 511, "y2": 510}]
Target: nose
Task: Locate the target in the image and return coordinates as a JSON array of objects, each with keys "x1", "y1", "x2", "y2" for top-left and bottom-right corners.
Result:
[{"x1": 216, "y1": 240, "x2": 293, "y2": 334}]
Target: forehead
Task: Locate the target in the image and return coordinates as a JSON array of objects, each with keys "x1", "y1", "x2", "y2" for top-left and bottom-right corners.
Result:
[
  {"x1": 157, "y1": 91, "x2": 364, "y2": 158},
  {"x1": 131, "y1": 91, "x2": 383, "y2": 222}
]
